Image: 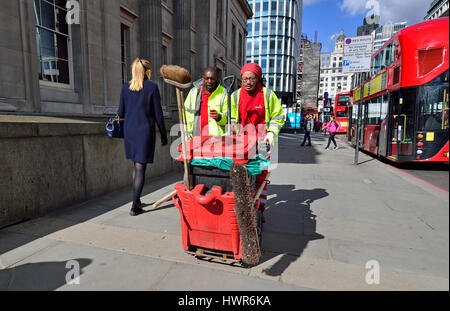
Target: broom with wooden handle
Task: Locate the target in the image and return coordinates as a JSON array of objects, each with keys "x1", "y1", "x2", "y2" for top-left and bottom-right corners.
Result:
[
  {"x1": 151, "y1": 65, "x2": 192, "y2": 210},
  {"x1": 230, "y1": 163, "x2": 261, "y2": 266}
]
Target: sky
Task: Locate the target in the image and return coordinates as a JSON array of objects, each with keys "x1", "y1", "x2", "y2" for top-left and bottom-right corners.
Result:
[{"x1": 302, "y1": 0, "x2": 435, "y2": 52}]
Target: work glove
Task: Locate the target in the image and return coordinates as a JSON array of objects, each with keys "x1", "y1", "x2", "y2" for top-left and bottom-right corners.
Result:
[
  {"x1": 209, "y1": 109, "x2": 221, "y2": 121},
  {"x1": 264, "y1": 131, "x2": 275, "y2": 146}
]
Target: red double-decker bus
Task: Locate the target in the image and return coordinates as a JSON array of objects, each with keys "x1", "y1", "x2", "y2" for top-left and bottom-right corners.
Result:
[
  {"x1": 335, "y1": 92, "x2": 351, "y2": 134},
  {"x1": 349, "y1": 18, "x2": 449, "y2": 163}
]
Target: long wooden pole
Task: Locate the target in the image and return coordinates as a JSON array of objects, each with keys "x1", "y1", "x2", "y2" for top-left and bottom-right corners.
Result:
[{"x1": 176, "y1": 87, "x2": 191, "y2": 190}]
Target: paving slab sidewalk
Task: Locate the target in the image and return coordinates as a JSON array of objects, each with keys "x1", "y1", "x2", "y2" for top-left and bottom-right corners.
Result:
[{"x1": 1, "y1": 133, "x2": 448, "y2": 291}]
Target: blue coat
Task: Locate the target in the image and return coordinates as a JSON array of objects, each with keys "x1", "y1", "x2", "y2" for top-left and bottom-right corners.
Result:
[{"x1": 118, "y1": 79, "x2": 167, "y2": 164}]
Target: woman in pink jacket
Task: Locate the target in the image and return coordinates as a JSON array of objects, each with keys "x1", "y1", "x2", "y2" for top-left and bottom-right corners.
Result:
[{"x1": 322, "y1": 116, "x2": 341, "y2": 150}]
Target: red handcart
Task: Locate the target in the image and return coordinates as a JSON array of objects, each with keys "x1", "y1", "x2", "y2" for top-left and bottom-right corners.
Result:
[{"x1": 172, "y1": 135, "x2": 268, "y2": 265}]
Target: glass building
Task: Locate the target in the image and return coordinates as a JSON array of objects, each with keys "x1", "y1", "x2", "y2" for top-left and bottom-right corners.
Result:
[{"x1": 246, "y1": 0, "x2": 302, "y2": 104}]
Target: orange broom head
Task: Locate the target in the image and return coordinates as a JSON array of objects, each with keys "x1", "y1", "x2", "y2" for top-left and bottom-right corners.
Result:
[{"x1": 160, "y1": 65, "x2": 191, "y2": 84}]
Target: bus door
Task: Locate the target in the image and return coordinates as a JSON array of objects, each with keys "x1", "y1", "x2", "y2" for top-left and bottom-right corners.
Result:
[
  {"x1": 378, "y1": 94, "x2": 390, "y2": 157},
  {"x1": 359, "y1": 102, "x2": 367, "y2": 148},
  {"x1": 387, "y1": 91, "x2": 400, "y2": 159},
  {"x1": 396, "y1": 88, "x2": 416, "y2": 159}
]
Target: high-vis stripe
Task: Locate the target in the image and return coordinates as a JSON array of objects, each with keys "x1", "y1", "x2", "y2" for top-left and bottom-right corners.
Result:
[
  {"x1": 269, "y1": 122, "x2": 283, "y2": 130},
  {"x1": 193, "y1": 88, "x2": 202, "y2": 137},
  {"x1": 220, "y1": 90, "x2": 227, "y2": 113}
]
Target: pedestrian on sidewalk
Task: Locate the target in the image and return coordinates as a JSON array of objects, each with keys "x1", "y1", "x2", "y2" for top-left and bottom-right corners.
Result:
[
  {"x1": 230, "y1": 62, "x2": 285, "y2": 213},
  {"x1": 322, "y1": 116, "x2": 341, "y2": 150},
  {"x1": 301, "y1": 114, "x2": 314, "y2": 146},
  {"x1": 118, "y1": 58, "x2": 168, "y2": 216},
  {"x1": 314, "y1": 118, "x2": 321, "y2": 133}
]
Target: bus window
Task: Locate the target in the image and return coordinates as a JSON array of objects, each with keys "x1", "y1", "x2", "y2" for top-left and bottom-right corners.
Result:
[
  {"x1": 368, "y1": 97, "x2": 381, "y2": 125},
  {"x1": 385, "y1": 43, "x2": 394, "y2": 67},
  {"x1": 352, "y1": 104, "x2": 358, "y2": 126},
  {"x1": 379, "y1": 50, "x2": 385, "y2": 70},
  {"x1": 381, "y1": 94, "x2": 389, "y2": 121},
  {"x1": 337, "y1": 95, "x2": 350, "y2": 106},
  {"x1": 337, "y1": 108, "x2": 348, "y2": 118},
  {"x1": 418, "y1": 70, "x2": 449, "y2": 131}
]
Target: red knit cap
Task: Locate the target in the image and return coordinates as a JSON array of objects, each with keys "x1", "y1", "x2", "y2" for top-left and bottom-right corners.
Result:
[{"x1": 240, "y1": 63, "x2": 262, "y2": 80}]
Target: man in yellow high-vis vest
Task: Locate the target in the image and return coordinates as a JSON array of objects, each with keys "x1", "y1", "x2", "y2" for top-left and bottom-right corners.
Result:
[
  {"x1": 230, "y1": 63, "x2": 285, "y2": 214},
  {"x1": 183, "y1": 68, "x2": 229, "y2": 138}
]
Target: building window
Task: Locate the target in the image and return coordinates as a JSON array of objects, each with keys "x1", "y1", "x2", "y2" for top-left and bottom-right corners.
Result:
[
  {"x1": 121, "y1": 24, "x2": 130, "y2": 84},
  {"x1": 239, "y1": 32, "x2": 244, "y2": 65},
  {"x1": 232, "y1": 23, "x2": 237, "y2": 61},
  {"x1": 35, "y1": 0, "x2": 71, "y2": 85},
  {"x1": 216, "y1": 0, "x2": 224, "y2": 39}
]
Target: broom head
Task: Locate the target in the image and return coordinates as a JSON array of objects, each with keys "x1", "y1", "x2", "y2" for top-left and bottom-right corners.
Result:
[{"x1": 160, "y1": 65, "x2": 191, "y2": 85}]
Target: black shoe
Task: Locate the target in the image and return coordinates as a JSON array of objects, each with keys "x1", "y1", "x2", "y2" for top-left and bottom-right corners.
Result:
[
  {"x1": 301, "y1": 144, "x2": 305, "y2": 146},
  {"x1": 307, "y1": 144, "x2": 312, "y2": 146},
  {"x1": 130, "y1": 201, "x2": 143, "y2": 216},
  {"x1": 130, "y1": 208, "x2": 141, "y2": 216}
]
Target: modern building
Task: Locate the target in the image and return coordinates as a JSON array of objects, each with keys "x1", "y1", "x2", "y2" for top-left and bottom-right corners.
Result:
[
  {"x1": 245, "y1": 0, "x2": 302, "y2": 106},
  {"x1": 372, "y1": 22, "x2": 407, "y2": 53},
  {"x1": 318, "y1": 32, "x2": 353, "y2": 102},
  {"x1": 0, "y1": 0, "x2": 252, "y2": 119},
  {"x1": 425, "y1": 0, "x2": 449, "y2": 20},
  {"x1": 357, "y1": 14, "x2": 380, "y2": 36},
  {"x1": 320, "y1": 52, "x2": 331, "y2": 68}
]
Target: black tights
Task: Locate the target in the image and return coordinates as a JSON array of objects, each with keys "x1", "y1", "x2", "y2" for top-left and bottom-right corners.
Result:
[
  {"x1": 132, "y1": 162, "x2": 147, "y2": 207},
  {"x1": 326, "y1": 133, "x2": 337, "y2": 148}
]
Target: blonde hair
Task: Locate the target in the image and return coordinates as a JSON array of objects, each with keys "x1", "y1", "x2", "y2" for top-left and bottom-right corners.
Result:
[{"x1": 129, "y1": 58, "x2": 151, "y2": 92}]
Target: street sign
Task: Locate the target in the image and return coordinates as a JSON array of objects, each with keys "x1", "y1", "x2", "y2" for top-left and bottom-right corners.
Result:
[{"x1": 342, "y1": 35, "x2": 373, "y2": 73}]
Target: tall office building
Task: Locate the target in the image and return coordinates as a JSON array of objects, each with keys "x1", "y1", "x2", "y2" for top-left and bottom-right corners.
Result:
[
  {"x1": 372, "y1": 22, "x2": 407, "y2": 53},
  {"x1": 357, "y1": 14, "x2": 380, "y2": 36},
  {"x1": 246, "y1": 0, "x2": 302, "y2": 105}
]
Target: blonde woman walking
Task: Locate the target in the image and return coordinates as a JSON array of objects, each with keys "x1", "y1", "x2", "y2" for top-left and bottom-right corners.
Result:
[{"x1": 118, "y1": 58, "x2": 168, "y2": 216}]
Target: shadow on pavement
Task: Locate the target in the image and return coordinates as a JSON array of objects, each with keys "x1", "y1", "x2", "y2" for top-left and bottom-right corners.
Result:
[
  {"x1": 277, "y1": 133, "x2": 329, "y2": 165},
  {"x1": 259, "y1": 184, "x2": 327, "y2": 276},
  {"x1": 0, "y1": 258, "x2": 92, "y2": 291},
  {"x1": 0, "y1": 171, "x2": 182, "y2": 269}
]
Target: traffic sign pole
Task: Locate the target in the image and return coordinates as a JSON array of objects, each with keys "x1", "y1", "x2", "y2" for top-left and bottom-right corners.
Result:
[
  {"x1": 342, "y1": 35, "x2": 373, "y2": 165},
  {"x1": 354, "y1": 81, "x2": 364, "y2": 165}
]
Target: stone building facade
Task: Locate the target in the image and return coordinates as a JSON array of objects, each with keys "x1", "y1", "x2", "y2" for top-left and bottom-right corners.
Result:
[
  {"x1": 298, "y1": 35, "x2": 321, "y2": 112},
  {"x1": 0, "y1": 0, "x2": 252, "y2": 119},
  {"x1": 318, "y1": 32, "x2": 353, "y2": 102},
  {"x1": 425, "y1": 0, "x2": 449, "y2": 20}
]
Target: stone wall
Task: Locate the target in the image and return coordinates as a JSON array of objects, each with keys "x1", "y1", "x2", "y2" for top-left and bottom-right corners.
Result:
[{"x1": 0, "y1": 116, "x2": 179, "y2": 228}]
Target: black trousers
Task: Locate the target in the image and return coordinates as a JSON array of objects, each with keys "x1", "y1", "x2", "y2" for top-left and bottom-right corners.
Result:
[
  {"x1": 326, "y1": 133, "x2": 337, "y2": 148},
  {"x1": 302, "y1": 130, "x2": 311, "y2": 145}
]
